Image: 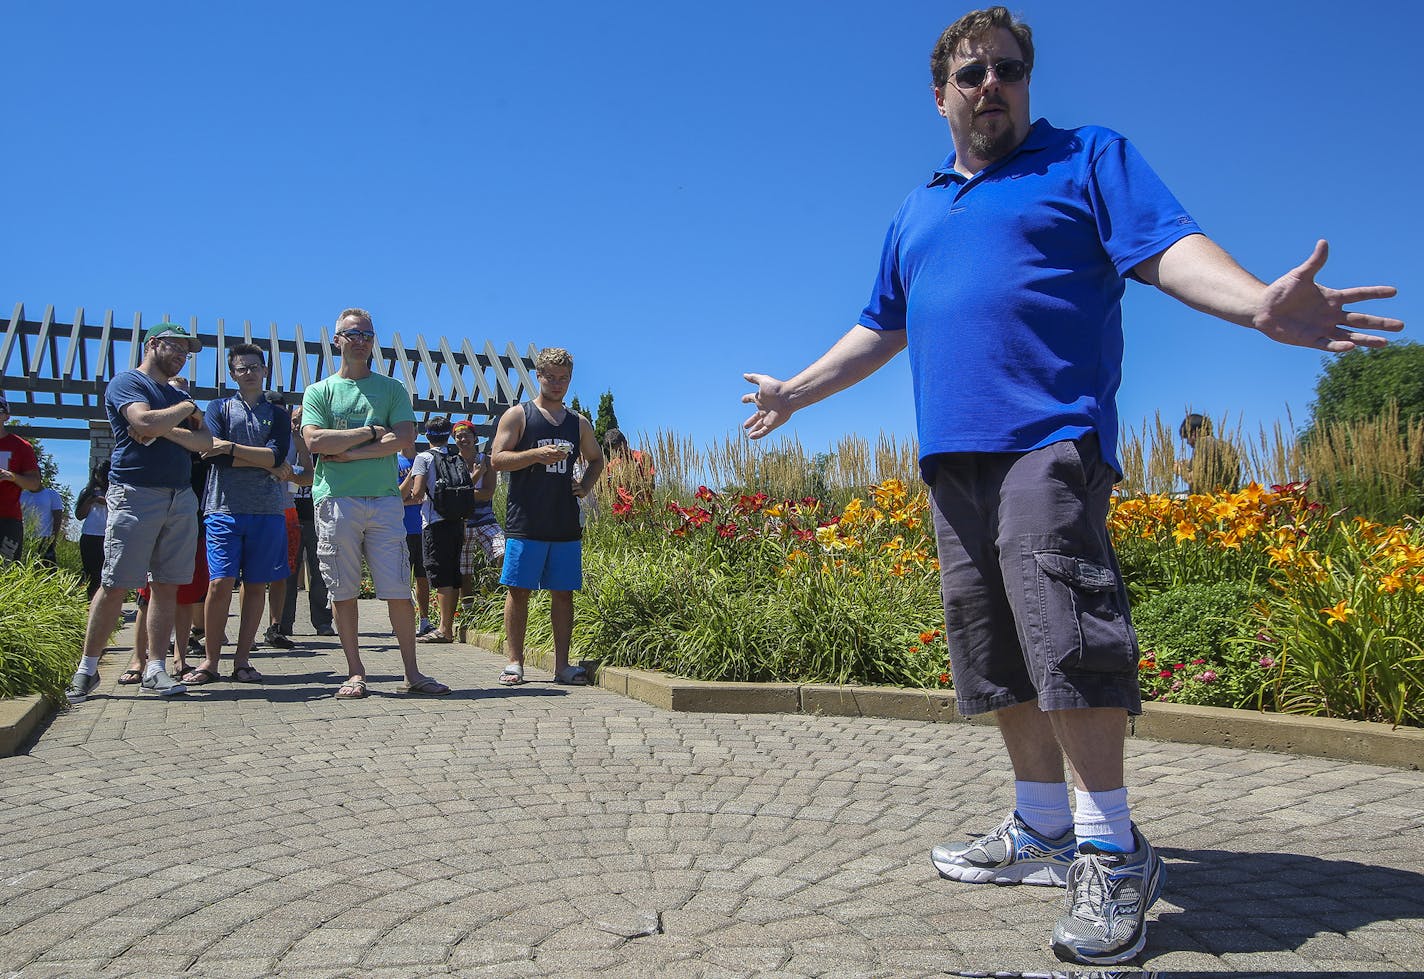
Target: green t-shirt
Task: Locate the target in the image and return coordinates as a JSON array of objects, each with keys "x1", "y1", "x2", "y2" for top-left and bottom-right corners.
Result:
[{"x1": 302, "y1": 372, "x2": 416, "y2": 502}]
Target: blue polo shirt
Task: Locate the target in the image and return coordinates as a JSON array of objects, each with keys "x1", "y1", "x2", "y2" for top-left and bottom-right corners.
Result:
[
  {"x1": 859, "y1": 119, "x2": 1202, "y2": 479},
  {"x1": 202, "y1": 393, "x2": 291, "y2": 515}
]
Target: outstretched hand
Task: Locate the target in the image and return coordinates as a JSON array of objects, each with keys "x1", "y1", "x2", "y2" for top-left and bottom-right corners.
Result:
[
  {"x1": 1254, "y1": 240, "x2": 1402, "y2": 352},
  {"x1": 741, "y1": 373, "x2": 792, "y2": 440}
]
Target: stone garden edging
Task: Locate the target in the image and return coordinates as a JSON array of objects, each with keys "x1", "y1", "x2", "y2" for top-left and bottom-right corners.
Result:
[
  {"x1": 462, "y1": 628, "x2": 1424, "y2": 771},
  {"x1": 0, "y1": 694, "x2": 50, "y2": 758}
]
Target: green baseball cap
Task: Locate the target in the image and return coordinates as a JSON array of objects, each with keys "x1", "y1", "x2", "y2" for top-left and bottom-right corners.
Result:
[{"x1": 144, "y1": 322, "x2": 202, "y2": 352}]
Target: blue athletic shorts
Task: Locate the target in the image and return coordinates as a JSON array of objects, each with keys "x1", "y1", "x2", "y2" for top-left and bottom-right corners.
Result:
[
  {"x1": 500, "y1": 538, "x2": 582, "y2": 591},
  {"x1": 205, "y1": 512, "x2": 290, "y2": 584}
]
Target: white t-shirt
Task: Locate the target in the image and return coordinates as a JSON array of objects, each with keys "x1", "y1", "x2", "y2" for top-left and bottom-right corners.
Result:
[
  {"x1": 21, "y1": 487, "x2": 64, "y2": 537},
  {"x1": 411, "y1": 449, "x2": 443, "y2": 527}
]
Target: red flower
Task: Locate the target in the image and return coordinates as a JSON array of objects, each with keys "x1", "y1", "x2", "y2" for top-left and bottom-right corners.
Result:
[
  {"x1": 939, "y1": 672, "x2": 950, "y2": 685},
  {"x1": 799, "y1": 496, "x2": 820, "y2": 508},
  {"x1": 669, "y1": 526, "x2": 687, "y2": 538},
  {"x1": 615, "y1": 486, "x2": 635, "y2": 506},
  {"x1": 792, "y1": 528, "x2": 814, "y2": 543},
  {"x1": 1191, "y1": 658, "x2": 1206, "y2": 665},
  {"x1": 716, "y1": 522, "x2": 737, "y2": 538},
  {"x1": 686, "y1": 507, "x2": 712, "y2": 528},
  {"x1": 695, "y1": 485, "x2": 718, "y2": 502},
  {"x1": 612, "y1": 500, "x2": 633, "y2": 517},
  {"x1": 736, "y1": 492, "x2": 769, "y2": 515},
  {"x1": 1158, "y1": 670, "x2": 1172, "y2": 679}
]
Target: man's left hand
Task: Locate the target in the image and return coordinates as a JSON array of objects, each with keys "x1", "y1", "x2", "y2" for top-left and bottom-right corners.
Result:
[
  {"x1": 201, "y1": 439, "x2": 233, "y2": 459},
  {"x1": 1254, "y1": 240, "x2": 1403, "y2": 352}
]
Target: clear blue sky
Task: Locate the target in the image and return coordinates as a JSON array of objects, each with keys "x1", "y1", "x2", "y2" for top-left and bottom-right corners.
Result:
[{"x1": 3, "y1": 0, "x2": 1416, "y2": 496}]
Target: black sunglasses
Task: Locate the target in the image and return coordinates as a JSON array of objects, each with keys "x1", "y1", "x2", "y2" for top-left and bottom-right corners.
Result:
[
  {"x1": 338, "y1": 330, "x2": 376, "y2": 341},
  {"x1": 951, "y1": 58, "x2": 1027, "y2": 90}
]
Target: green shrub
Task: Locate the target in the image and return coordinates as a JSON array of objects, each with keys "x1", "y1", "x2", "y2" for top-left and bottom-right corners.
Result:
[
  {"x1": 0, "y1": 561, "x2": 92, "y2": 701},
  {"x1": 1132, "y1": 581, "x2": 1267, "y2": 708}
]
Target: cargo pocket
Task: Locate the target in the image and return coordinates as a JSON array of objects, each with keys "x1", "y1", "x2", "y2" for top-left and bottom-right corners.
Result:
[
  {"x1": 1032, "y1": 551, "x2": 1136, "y2": 675},
  {"x1": 315, "y1": 501, "x2": 341, "y2": 593}
]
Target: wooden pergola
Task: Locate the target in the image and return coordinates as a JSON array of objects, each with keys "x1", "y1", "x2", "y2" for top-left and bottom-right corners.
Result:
[{"x1": 0, "y1": 303, "x2": 539, "y2": 464}]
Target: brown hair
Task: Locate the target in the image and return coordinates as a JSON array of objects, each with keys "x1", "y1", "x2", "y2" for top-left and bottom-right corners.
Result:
[{"x1": 930, "y1": 6, "x2": 1034, "y2": 90}]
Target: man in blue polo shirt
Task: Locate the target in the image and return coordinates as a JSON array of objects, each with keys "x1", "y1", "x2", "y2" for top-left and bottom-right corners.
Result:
[
  {"x1": 742, "y1": 6, "x2": 1402, "y2": 966},
  {"x1": 184, "y1": 343, "x2": 292, "y2": 686}
]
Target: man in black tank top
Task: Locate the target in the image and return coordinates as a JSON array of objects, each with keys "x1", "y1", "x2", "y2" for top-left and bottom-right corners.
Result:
[{"x1": 490, "y1": 347, "x2": 605, "y2": 686}]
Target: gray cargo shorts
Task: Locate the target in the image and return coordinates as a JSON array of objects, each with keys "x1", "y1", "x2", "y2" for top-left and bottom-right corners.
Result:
[{"x1": 929, "y1": 433, "x2": 1142, "y2": 716}]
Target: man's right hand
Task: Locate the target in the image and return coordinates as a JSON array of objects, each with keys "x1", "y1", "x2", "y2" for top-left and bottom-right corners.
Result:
[
  {"x1": 533, "y1": 444, "x2": 567, "y2": 465},
  {"x1": 741, "y1": 373, "x2": 793, "y2": 440}
]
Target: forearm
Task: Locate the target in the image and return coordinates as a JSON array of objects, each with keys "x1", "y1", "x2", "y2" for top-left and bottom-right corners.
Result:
[
  {"x1": 492, "y1": 448, "x2": 553, "y2": 471},
  {"x1": 9, "y1": 470, "x2": 42, "y2": 492},
  {"x1": 161, "y1": 426, "x2": 214, "y2": 453},
  {"x1": 578, "y1": 458, "x2": 605, "y2": 491},
  {"x1": 1138, "y1": 234, "x2": 1266, "y2": 328},
  {"x1": 129, "y1": 400, "x2": 197, "y2": 439},
  {"x1": 232, "y1": 444, "x2": 280, "y2": 468},
  {"x1": 783, "y1": 325, "x2": 908, "y2": 411},
  {"x1": 338, "y1": 433, "x2": 403, "y2": 461},
  {"x1": 305, "y1": 425, "x2": 380, "y2": 454}
]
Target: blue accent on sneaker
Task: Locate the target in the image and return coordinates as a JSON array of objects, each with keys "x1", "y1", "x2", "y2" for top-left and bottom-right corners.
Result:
[{"x1": 931, "y1": 810, "x2": 1077, "y2": 887}]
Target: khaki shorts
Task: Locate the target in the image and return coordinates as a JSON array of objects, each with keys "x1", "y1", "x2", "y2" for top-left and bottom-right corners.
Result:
[
  {"x1": 315, "y1": 496, "x2": 411, "y2": 602},
  {"x1": 102, "y1": 483, "x2": 200, "y2": 590}
]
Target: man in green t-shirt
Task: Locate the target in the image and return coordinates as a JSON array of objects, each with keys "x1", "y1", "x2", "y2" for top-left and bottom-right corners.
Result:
[{"x1": 300, "y1": 308, "x2": 450, "y2": 699}]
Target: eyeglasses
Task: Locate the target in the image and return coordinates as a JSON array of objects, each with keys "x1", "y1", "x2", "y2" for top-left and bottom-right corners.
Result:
[
  {"x1": 950, "y1": 58, "x2": 1027, "y2": 90},
  {"x1": 230, "y1": 364, "x2": 265, "y2": 375},
  {"x1": 338, "y1": 330, "x2": 376, "y2": 342},
  {"x1": 155, "y1": 339, "x2": 193, "y2": 358}
]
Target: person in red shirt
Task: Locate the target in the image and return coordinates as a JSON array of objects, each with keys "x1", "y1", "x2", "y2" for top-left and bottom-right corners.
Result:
[{"x1": 0, "y1": 396, "x2": 43, "y2": 564}]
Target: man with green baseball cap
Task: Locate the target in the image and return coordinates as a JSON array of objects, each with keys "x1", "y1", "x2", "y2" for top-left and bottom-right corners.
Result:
[
  {"x1": 143, "y1": 322, "x2": 203, "y2": 353},
  {"x1": 66, "y1": 321, "x2": 213, "y2": 704}
]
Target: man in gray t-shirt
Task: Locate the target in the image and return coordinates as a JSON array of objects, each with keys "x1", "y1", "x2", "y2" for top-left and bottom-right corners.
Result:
[{"x1": 187, "y1": 343, "x2": 292, "y2": 685}]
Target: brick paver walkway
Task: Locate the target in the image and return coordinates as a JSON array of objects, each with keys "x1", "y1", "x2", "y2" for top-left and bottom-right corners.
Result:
[{"x1": 2, "y1": 600, "x2": 1422, "y2": 977}]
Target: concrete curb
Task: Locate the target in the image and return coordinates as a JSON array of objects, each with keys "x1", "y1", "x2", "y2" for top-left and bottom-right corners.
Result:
[
  {"x1": 461, "y1": 628, "x2": 1424, "y2": 770},
  {"x1": 0, "y1": 694, "x2": 53, "y2": 758}
]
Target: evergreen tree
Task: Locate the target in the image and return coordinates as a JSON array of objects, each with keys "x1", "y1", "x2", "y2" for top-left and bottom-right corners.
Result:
[
  {"x1": 1304, "y1": 342, "x2": 1424, "y2": 441},
  {"x1": 569, "y1": 394, "x2": 586, "y2": 419},
  {"x1": 595, "y1": 390, "x2": 620, "y2": 443}
]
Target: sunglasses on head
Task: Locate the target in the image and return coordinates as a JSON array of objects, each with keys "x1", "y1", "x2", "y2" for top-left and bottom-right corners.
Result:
[{"x1": 951, "y1": 58, "x2": 1027, "y2": 90}]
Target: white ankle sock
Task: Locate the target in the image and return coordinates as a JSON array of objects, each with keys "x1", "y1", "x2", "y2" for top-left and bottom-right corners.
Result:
[
  {"x1": 1015, "y1": 780, "x2": 1072, "y2": 838},
  {"x1": 79, "y1": 656, "x2": 100, "y2": 675},
  {"x1": 1074, "y1": 787, "x2": 1134, "y2": 852},
  {"x1": 143, "y1": 659, "x2": 165, "y2": 679}
]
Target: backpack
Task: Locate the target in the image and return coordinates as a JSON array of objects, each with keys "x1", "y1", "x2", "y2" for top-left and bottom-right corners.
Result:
[{"x1": 429, "y1": 449, "x2": 475, "y2": 520}]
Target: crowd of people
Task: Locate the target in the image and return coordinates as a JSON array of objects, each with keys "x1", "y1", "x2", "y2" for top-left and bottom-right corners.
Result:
[{"x1": 59, "y1": 310, "x2": 604, "y2": 704}]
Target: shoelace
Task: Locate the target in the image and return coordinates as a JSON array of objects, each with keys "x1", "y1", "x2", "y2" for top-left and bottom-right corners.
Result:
[{"x1": 1066, "y1": 853, "x2": 1111, "y2": 922}]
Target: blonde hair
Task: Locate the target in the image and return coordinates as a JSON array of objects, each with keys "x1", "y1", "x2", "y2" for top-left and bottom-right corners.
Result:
[{"x1": 535, "y1": 347, "x2": 574, "y2": 372}]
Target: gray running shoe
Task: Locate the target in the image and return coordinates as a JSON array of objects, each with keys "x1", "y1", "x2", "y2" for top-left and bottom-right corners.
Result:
[
  {"x1": 139, "y1": 669, "x2": 188, "y2": 697},
  {"x1": 1051, "y1": 827, "x2": 1166, "y2": 965},
  {"x1": 932, "y1": 811, "x2": 1076, "y2": 886},
  {"x1": 65, "y1": 670, "x2": 101, "y2": 704}
]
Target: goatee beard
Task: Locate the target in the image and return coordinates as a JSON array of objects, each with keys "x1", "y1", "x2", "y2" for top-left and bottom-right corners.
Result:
[{"x1": 969, "y1": 125, "x2": 1017, "y2": 164}]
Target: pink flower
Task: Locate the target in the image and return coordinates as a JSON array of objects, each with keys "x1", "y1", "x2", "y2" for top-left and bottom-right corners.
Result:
[
  {"x1": 1195, "y1": 670, "x2": 1218, "y2": 683},
  {"x1": 1258, "y1": 656, "x2": 1275, "y2": 668}
]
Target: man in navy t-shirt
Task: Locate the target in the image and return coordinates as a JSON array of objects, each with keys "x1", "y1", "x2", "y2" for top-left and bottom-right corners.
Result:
[
  {"x1": 67, "y1": 322, "x2": 215, "y2": 704},
  {"x1": 741, "y1": 6, "x2": 1402, "y2": 966}
]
